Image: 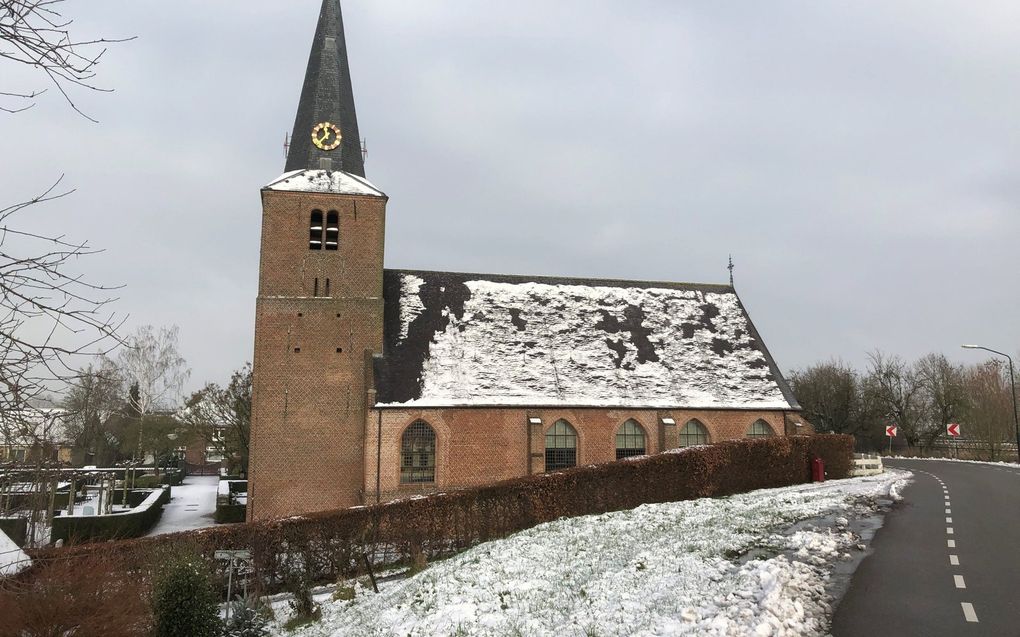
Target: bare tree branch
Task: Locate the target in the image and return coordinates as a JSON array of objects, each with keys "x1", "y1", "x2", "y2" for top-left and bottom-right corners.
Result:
[{"x1": 0, "y1": 0, "x2": 134, "y2": 120}]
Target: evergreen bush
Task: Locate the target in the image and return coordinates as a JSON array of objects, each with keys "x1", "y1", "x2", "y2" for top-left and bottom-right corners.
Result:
[{"x1": 150, "y1": 546, "x2": 221, "y2": 637}]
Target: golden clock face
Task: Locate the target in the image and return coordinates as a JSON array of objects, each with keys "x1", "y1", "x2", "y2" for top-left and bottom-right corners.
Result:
[{"x1": 311, "y1": 122, "x2": 342, "y2": 151}]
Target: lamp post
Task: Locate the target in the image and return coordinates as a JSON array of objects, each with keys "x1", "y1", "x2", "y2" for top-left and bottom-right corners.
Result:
[{"x1": 962, "y1": 344, "x2": 1020, "y2": 463}]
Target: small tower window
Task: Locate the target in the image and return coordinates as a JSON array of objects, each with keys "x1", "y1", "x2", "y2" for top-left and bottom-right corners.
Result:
[
  {"x1": 309, "y1": 210, "x2": 324, "y2": 250},
  {"x1": 325, "y1": 211, "x2": 339, "y2": 250}
]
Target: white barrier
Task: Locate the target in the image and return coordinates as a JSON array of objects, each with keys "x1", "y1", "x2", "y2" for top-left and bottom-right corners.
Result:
[{"x1": 850, "y1": 453, "x2": 884, "y2": 477}]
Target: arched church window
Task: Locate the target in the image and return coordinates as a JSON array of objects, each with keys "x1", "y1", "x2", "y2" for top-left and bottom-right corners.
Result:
[
  {"x1": 325, "y1": 211, "x2": 339, "y2": 251},
  {"x1": 747, "y1": 419, "x2": 775, "y2": 438},
  {"x1": 615, "y1": 419, "x2": 646, "y2": 460},
  {"x1": 400, "y1": 421, "x2": 436, "y2": 484},
  {"x1": 545, "y1": 419, "x2": 577, "y2": 471},
  {"x1": 679, "y1": 420, "x2": 710, "y2": 447},
  {"x1": 309, "y1": 210, "x2": 324, "y2": 250}
]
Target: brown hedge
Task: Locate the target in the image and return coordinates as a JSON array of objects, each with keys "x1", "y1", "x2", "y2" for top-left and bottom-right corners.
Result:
[{"x1": 22, "y1": 435, "x2": 852, "y2": 593}]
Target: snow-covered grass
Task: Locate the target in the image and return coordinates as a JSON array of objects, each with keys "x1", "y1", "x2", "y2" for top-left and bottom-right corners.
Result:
[{"x1": 273, "y1": 472, "x2": 909, "y2": 637}]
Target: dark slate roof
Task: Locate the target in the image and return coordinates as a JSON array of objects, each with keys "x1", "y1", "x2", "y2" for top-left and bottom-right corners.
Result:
[
  {"x1": 285, "y1": 0, "x2": 365, "y2": 176},
  {"x1": 374, "y1": 269, "x2": 801, "y2": 410}
]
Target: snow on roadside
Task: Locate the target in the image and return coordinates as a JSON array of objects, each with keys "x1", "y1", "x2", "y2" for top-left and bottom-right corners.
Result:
[
  {"x1": 887, "y1": 455, "x2": 1019, "y2": 468},
  {"x1": 277, "y1": 472, "x2": 910, "y2": 637}
]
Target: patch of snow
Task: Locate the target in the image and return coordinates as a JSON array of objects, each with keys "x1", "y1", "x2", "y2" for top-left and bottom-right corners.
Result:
[
  {"x1": 264, "y1": 170, "x2": 384, "y2": 197},
  {"x1": 887, "y1": 455, "x2": 1019, "y2": 468},
  {"x1": 384, "y1": 280, "x2": 792, "y2": 409},
  {"x1": 275, "y1": 471, "x2": 910, "y2": 637},
  {"x1": 398, "y1": 275, "x2": 425, "y2": 342},
  {"x1": 0, "y1": 528, "x2": 30, "y2": 578},
  {"x1": 146, "y1": 476, "x2": 218, "y2": 536}
]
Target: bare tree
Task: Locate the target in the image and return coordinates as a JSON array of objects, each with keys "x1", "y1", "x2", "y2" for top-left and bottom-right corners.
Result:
[
  {"x1": 1, "y1": 0, "x2": 133, "y2": 119},
  {"x1": 963, "y1": 361, "x2": 1014, "y2": 461},
  {"x1": 914, "y1": 353, "x2": 968, "y2": 451},
  {"x1": 117, "y1": 325, "x2": 189, "y2": 470},
  {"x1": 180, "y1": 363, "x2": 252, "y2": 475},
  {"x1": 789, "y1": 359, "x2": 861, "y2": 436},
  {"x1": 863, "y1": 351, "x2": 926, "y2": 450},
  {"x1": 61, "y1": 355, "x2": 120, "y2": 464},
  {"x1": 0, "y1": 179, "x2": 124, "y2": 449},
  {"x1": 1, "y1": 1, "x2": 129, "y2": 458}
]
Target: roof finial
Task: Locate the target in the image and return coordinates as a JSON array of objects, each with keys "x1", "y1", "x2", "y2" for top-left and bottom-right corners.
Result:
[{"x1": 728, "y1": 255, "x2": 735, "y2": 287}]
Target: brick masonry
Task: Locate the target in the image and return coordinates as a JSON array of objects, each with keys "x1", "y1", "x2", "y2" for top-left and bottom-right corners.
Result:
[
  {"x1": 248, "y1": 187, "x2": 387, "y2": 521},
  {"x1": 362, "y1": 407, "x2": 807, "y2": 504},
  {"x1": 248, "y1": 181, "x2": 809, "y2": 518}
]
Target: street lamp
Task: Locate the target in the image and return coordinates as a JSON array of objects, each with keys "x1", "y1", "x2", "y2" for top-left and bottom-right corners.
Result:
[{"x1": 962, "y1": 344, "x2": 1020, "y2": 463}]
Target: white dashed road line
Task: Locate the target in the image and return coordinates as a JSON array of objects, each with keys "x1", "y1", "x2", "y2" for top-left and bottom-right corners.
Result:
[
  {"x1": 917, "y1": 469, "x2": 978, "y2": 625},
  {"x1": 961, "y1": 602, "x2": 979, "y2": 623}
]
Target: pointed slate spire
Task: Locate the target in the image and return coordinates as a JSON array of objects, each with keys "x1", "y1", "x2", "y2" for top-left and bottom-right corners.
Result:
[{"x1": 285, "y1": 0, "x2": 365, "y2": 176}]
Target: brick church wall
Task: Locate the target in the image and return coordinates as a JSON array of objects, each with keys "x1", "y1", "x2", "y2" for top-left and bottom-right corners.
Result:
[
  {"x1": 363, "y1": 406, "x2": 792, "y2": 504},
  {"x1": 248, "y1": 189, "x2": 386, "y2": 521}
]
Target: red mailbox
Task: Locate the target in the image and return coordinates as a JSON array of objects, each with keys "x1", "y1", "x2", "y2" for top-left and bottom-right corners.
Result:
[{"x1": 811, "y1": 457, "x2": 825, "y2": 482}]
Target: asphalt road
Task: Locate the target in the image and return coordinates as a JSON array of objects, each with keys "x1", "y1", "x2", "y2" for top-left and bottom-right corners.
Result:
[{"x1": 832, "y1": 458, "x2": 1020, "y2": 637}]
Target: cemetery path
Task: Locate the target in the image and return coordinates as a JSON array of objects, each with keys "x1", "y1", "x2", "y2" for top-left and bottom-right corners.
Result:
[{"x1": 146, "y1": 475, "x2": 218, "y2": 536}]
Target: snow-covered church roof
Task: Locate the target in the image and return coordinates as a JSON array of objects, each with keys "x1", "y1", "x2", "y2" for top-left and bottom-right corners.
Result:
[
  {"x1": 373, "y1": 270, "x2": 800, "y2": 410},
  {"x1": 263, "y1": 170, "x2": 385, "y2": 197}
]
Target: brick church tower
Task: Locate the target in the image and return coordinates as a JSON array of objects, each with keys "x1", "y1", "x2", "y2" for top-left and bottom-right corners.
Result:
[{"x1": 248, "y1": 0, "x2": 387, "y2": 521}]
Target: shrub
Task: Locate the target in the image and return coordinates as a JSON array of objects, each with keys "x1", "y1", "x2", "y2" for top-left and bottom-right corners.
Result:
[
  {"x1": 149, "y1": 546, "x2": 221, "y2": 637},
  {"x1": 223, "y1": 599, "x2": 270, "y2": 637},
  {"x1": 29, "y1": 435, "x2": 854, "y2": 609},
  {"x1": 133, "y1": 475, "x2": 161, "y2": 488},
  {"x1": 284, "y1": 564, "x2": 320, "y2": 629},
  {"x1": 0, "y1": 552, "x2": 149, "y2": 637}
]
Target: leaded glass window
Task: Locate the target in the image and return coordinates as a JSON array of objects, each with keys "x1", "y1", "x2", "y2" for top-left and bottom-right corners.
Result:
[
  {"x1": 545, "y1": 419, "x2": 577, "y2": 471},
  {"x1": 747, "y1": 419, "x2": 775, "y2": 438},
  {"x1": 400, "y1": 421, "x2": 436, "y2": 484},
  {"x1": 679, "y1": 420, "x2": 710, "y2": 447},
  {"x1": 615, "y1": 419, "x2": 646, "y2": 460}
]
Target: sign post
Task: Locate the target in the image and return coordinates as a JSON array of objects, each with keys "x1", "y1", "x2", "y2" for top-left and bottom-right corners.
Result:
[
  {"x1": 215, "y1": 550, "x2": 252, "y2": 621},
  {"x1": 947, "y1": 423, "x2": 961, "y2": 458},
  {"x1": 886, "y1": 425, "x2": 897, "y2": 455}
]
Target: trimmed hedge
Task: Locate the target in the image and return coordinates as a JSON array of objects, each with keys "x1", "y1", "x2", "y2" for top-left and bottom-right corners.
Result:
[
  {"x1": 51, "y1": 487, "x2": 171, "y2": 545},
  {"x1": 0, "y1": 517, "x2": 27, "y2": 547},
  {"x1": 36, "y1": 435, "x2": 853, "y2": 589},
  {"x1": 214, "y1": 504, "x2": 246, "y2": 524}
]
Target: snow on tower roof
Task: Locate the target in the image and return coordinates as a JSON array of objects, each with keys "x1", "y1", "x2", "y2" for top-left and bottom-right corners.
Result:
[
  {"x1": 374, "y1": 270, "x2": 800, "y2": 410},
  {"x1": 263, "y1": 169, "x2": 385, "y2": 197}
]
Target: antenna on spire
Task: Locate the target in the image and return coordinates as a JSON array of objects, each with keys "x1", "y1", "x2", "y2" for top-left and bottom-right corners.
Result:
[
  {"x1": 283, "y1": 133, "x2": 291, "y2": 160},
  {"x1": 728, "y1": 255, "x2": 735, "y2": 287},
  {"x1": 361, "y1": 138, "x2": 368, "y2": 163}
]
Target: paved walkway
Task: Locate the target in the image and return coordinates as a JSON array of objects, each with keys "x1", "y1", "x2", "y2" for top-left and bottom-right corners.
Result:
[
  {"x1": 147, "y1": 475, "x2": 219, "y2": 536},
  {"x1": 832, "y1": 458, "x2": 1020, "y2": 636}
]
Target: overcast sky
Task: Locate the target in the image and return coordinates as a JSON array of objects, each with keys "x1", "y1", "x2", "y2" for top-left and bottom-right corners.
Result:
[{"x1": 2, "y1": 0, "x2": 1018, "y2": 393}]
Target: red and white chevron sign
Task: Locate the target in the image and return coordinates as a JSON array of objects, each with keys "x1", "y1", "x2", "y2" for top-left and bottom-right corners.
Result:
[
  {"x1": 947, "y1": 423, "x2": 961, "y2": 437},
  {"x1": 885, "y1": 425, "x2": 897, "y2": 437}
]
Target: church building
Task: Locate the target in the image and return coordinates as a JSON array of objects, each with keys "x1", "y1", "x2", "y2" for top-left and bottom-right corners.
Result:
[{"x1": 248, "y1": 0, "x2": 805, "y2": 522}]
